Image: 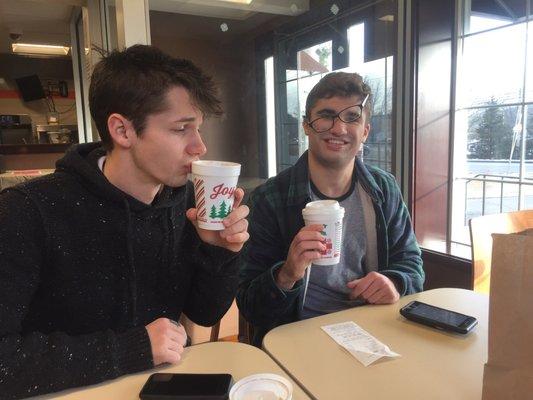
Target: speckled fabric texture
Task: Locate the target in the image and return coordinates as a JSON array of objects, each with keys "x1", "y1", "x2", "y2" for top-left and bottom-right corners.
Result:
[{"x1": 0, "y1": 143, "x2": 239, "y2": 399}]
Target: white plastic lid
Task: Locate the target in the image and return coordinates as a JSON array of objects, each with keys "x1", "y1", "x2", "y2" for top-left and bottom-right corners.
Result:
[
  {"x1": 229, "y1": 373, "x2": 293, "y2": 400},
  {"x1": 302, "y1": 200, "x2": 345, "y2": 219},
  {"x1": 191, "y1": 160, "x2": 241, "y2": 177}
]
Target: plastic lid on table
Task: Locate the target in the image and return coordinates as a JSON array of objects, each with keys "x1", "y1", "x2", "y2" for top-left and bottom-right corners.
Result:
[{"x1": 229, "y1": 373, "x2": 293, "y2": 400}]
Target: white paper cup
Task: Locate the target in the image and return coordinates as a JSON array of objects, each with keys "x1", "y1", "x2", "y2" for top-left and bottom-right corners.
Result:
[
  {"x1": 191, "y1": 160, "x2": 241, "y2": 231},
  {"x1": 229, "y1": 373, "x2": 293, "y2": 400},
  {"x1": 302, "y1": 200, "x2": 345, "y2": 265}
]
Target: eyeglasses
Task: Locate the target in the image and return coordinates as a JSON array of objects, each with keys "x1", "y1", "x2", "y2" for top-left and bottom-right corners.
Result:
[{"x1": 307, "y1": 94, "x2": 369, "y2": 133}]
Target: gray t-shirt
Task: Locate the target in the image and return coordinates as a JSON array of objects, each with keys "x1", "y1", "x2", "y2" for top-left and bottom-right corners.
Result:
[{"x1": 300, "y1": 179, "x2": 367, "y2": 319}]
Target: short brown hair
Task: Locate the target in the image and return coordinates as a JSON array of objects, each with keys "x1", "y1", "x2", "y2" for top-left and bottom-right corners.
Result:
[
  {"x1": 89, "y1": 45, "x2": 222, "y2": 150},
  {"x1": 305, "y1": 72, "x2": 372, "y2": 120}
]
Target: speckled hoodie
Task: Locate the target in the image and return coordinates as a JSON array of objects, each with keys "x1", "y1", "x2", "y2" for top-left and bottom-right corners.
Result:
[{"x1": 0, "y1": 142, "x2": 239, "y2": 399}]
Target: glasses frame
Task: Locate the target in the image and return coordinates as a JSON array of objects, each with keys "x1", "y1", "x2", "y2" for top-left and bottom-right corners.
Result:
[{"x1": 307, "y1": 94, "x2": 370, "y2": 133}]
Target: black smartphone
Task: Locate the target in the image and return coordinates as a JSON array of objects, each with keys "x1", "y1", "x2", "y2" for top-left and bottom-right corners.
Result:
[
  {"x1": 139, "y1": 373, "x2": 233, "y2": 400},
  {"x1": 400, "y1": 301, "x2": 478, "y2": 334}
]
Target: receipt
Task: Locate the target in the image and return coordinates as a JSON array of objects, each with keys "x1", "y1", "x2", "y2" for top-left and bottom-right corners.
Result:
[{"x1": 321, "y1": 321, "x2": 400, "y2": 366}]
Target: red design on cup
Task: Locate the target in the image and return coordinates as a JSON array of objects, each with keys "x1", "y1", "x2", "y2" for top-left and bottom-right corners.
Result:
[
  {"x1": 194, "y1": 178, "x2": 207, "y2": 221},
  {"x1": 210, "y1": 183, "x2": 236, "y2": 200}
]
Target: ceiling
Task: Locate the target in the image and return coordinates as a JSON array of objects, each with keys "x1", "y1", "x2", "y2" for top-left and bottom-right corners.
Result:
[
  {"x1": 150, "y1": 9, "x2": 287, "y2": 43},
  {"x1": 149, "y1": 0, "x2": 308, "y2": 20},
  {"x1": 0, "y1": 0, "x2": 308, "y2": 55},
  {"x1": 0, "y1": 0, "x2": 81, "y2": 54}
]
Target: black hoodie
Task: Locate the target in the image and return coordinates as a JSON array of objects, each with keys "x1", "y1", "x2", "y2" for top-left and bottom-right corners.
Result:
[{"x1": 0, "y1": 143, "x2": 239, "y2": 399}]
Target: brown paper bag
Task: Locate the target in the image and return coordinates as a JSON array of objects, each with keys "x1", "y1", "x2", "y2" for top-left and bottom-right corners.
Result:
[{"x1": 482, "y1": 229, "x2": 533, "y2": 400}]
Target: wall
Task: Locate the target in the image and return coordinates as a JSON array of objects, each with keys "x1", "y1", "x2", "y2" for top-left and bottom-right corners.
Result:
[
  {"x1": 0, "y1": 153, "x2": 65, "y2": 171},
  {"x1": 413, "y1": 0, "x2": 454, "y2": 251},
  {"x1": 0, "y1": 54, "x2": 77, "y2": 129},
  {"x1": 150, "y1": 14, "x2": 260, "y2": 177}
]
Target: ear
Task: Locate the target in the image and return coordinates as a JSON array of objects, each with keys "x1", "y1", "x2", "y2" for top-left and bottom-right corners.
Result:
[
  {"x1": 107, "y1": 113, "x2": 135, "y2": 149},
  {"x1": 362, "y1": 123, "x2": 371, "y2": 143},
  {"x1": 302, "y1": 119, "x2": 311, "y2": 137}
]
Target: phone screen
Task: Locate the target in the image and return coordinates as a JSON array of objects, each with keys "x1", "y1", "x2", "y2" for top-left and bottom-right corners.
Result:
[
  {"x1": 141, "y1": 373, "x2": 232, "y2": 398},
  {"x1": 410, "y1": 303, "x2": 469, "y2": 326}
]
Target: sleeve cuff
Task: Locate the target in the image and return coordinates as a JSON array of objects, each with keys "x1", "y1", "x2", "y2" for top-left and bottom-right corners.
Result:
[
  {"x1": 198, "y1": 242, "x2": 239, "y2": 274},
  {"x1": 380, "y1": 270, "x2": 408, "y2": 296},
  {"x1": 267, "y1": 261, "x2": 303, "y2": 300},
  {"x1": 114, "y1": 327, "x2": 154, "y2": 375}
]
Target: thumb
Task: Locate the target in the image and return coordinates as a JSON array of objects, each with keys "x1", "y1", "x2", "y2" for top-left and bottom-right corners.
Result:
[
  {"x1": 186, "y1": 208, "x2": 198, "y2": 224},
  {"x1": 346, "y1": 279, "x2": 360, "y2": 289}
]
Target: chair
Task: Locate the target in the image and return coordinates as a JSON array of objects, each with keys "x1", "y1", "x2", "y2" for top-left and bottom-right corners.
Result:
[
  {"x1": 469, "y1": 209, "x2": 533, "y2": 293},
  {"x1": 238, "y1": 313, "x2": 254, "y2": 345},
  {"x1": 179, "y1": 300, "x2": 240, "y2": 344}
]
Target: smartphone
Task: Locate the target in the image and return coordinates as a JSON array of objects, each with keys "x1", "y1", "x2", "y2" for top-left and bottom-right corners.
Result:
[
  {"x1": 139, "y1": 373, "x2": 233, "y2": 400},
  {"x1": 400, "y1": 301, "x2": 478, "y2": 334}
]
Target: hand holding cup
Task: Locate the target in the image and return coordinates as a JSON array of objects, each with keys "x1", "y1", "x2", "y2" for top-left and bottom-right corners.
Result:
[
  {"x1": 276, "y1": 224, "x2": 326, "y2": 290},
  {"x1": 186, "y1": 188, "x2": 249, "y2": 252},
  {"x1": 187, "y1": 160, "x2": 249, "y2": 252}
]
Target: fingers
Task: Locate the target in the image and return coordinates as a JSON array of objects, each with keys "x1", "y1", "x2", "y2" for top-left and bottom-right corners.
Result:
[
  {"x1": 346, "y1": 279, "x2": 360, "y2": 289},
  {"x1": 367, "y1": 289, "x2": 388, "y2": 304},
  {"x1": 220, "y1": 205, "x2": 250, "y2": 247},
  {"x1": 354, "y1": 278, "x2": 380, "y2": 301},
  {"x1": 231, "y1": 187, "x2": 244, "y2": 209},
  {"x1": 220, "y1": 218, "x2": 248, "y2": 239},
  {"x1": 294, "y1": 238, "x2": 326, "y2": 257},
  {"x1": 293, "y1": 230, "x2": 325, "y2": 245},
  {"x1": 164, "y1": 343, "x2": 183, "y2": 364},
  {"x1": 347, "y1": 272, "x2": 400, "y2": 304},
  {"x1": 168, "y1": 341, "x2": 185, "y2": 353},
  {"x1": 349, "y1": 274, "x2": 374, "y2": 299},
  {"x1": 283, "y1": 230, "x2": 326, "y2": 279},
  {"x1": 169, "y1": 327, "x2": 187, "y2": 345},
  {"x1": 218, "y1": 190, "x2": 250, "y2": 248},
  {"x1": 224, "y1": 231, "x2": 250, "y2": 244},
  {"x1": 146, "y1": 318, "x2": 188, "y2": 366},
  {"x1": 300, "y1": 224, "x2": 325, "y2": 232},
  {"x1": 223, "y1": 204, "x2": 249, "y2": 228},
  {"x1": 186, "y1": 208, "x2": 197, "y2": 223}
]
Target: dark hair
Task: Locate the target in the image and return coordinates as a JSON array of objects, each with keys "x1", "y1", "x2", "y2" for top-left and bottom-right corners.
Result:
[
  {"x1": 304, "y1": 72, "x2": 372, "y2": 120},
  {"x1": 89, "y1": 44, "x2": 222, "y2": 150}
]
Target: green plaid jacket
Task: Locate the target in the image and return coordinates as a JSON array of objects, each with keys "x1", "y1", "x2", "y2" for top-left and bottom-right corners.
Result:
[{"x1": 237, "y1": 151, "x2": 424, "y2": 346}]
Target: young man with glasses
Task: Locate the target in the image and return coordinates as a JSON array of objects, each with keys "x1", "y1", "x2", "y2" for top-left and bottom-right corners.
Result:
[{"x1": 238, "y1": 72, "x2": 424, "y2": 346}]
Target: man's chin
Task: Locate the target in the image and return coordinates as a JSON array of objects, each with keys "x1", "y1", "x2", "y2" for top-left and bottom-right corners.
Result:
[
  {"x1": 313, "y1": 151, "x2": 355, "y2": 169},
  {"x1": 165, "y1": 175, "x2": 189, "y2": 188}
]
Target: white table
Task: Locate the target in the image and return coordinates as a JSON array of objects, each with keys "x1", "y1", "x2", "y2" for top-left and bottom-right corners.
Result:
[
  {"x1": 263, "y1": 288, "x2": 489, "y2": 400},
  {"x1": 31, "y1": 342, "x2": 311, "y2": 399}
]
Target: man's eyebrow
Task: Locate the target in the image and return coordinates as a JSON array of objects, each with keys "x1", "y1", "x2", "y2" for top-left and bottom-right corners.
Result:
[
  {"x1": 173, "y1": 117, "x2": 197, "y2": 123},
  {"x1": 315, "y1": 108, "x2": 337, "y2": 115}
]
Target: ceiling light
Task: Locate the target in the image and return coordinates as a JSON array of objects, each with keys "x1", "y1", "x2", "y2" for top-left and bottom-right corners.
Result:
[
  {"x1": 379, "y1": 15, "x2": 395, "y2": 22},
  {"x1": 12, "y1": 43, "x2": 70, "y2": 56},
  {"x1": 215, "y1": 0, "x2": 253, "y2": 4}
]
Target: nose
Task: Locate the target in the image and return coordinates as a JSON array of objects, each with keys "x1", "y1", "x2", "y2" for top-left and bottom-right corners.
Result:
[
  {"x1": 329, "y1": 117, "x2": 348, "y2": 136},
  {"x1": 187, "y1": 130, "x2": 207, "y2": 156}
]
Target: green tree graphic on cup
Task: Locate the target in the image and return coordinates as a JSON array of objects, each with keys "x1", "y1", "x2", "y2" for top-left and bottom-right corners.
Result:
[
  {"x1": 208, "y1": 202, "x2": 233, "y2": 219},
  {"x1": 217, "y1": 201, "x2": 228, "y2": 218}
]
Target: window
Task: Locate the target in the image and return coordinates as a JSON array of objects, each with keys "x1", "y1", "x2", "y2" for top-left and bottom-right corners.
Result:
[
  {"x1": 265, "y1": 56, "x2": 277, "y2": 178},
  {"x1": 346, "y1": 23, "x2": 393, "y2": 171},
  {"x1": 451, "y1": 0, "x2": 533, "y2": 251},
  {"x1": 272, "y1": 0, "x2": 398, "y2": 174}
]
